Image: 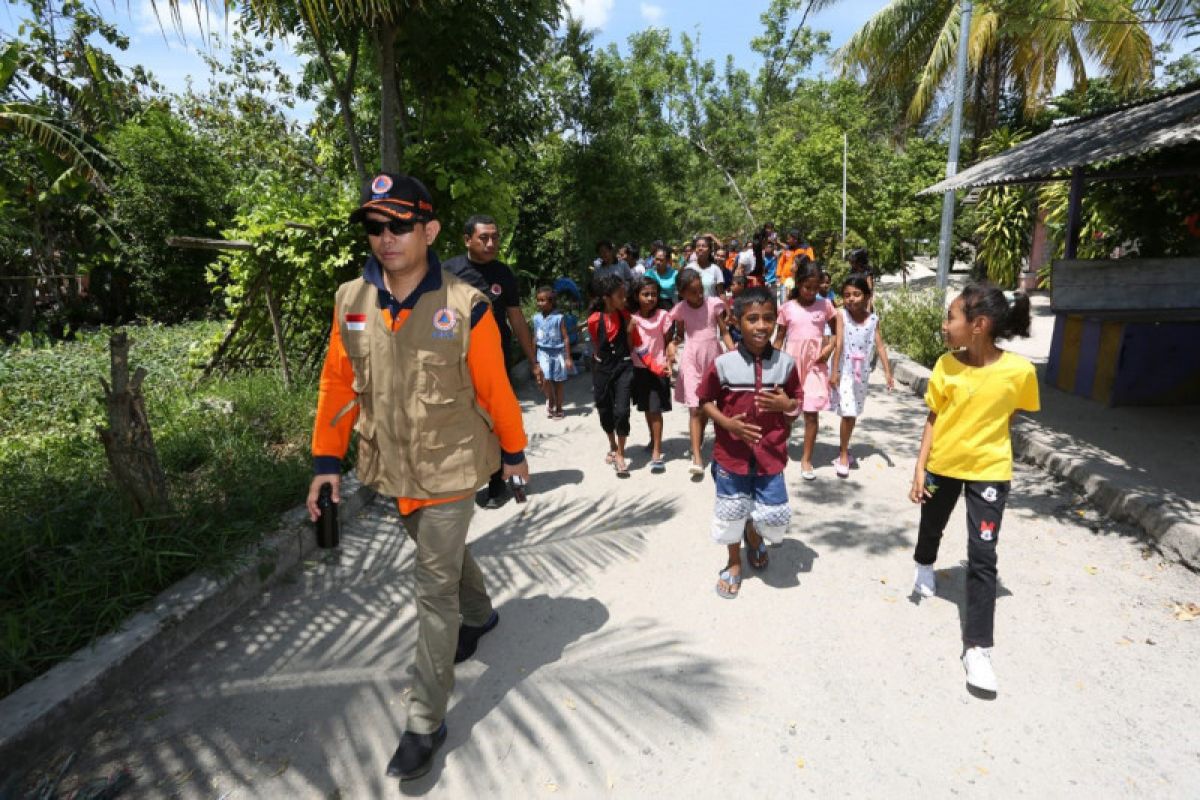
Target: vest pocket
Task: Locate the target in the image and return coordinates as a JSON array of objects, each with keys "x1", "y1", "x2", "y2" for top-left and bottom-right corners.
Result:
[
  {"x1": 419, "y1": 427, "x2": 476, "y2": 492},
  {"x1": 416, "y1": 349, "x2": 463, "y2": 405}
]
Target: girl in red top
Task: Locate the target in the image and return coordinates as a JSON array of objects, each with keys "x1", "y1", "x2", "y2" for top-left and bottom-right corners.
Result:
[{"x1": 589, "y1": 273, "x2": 636, "y2": 477}]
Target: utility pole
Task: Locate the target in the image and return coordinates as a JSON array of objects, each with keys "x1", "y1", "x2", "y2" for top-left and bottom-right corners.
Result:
[
  {"x1": 935, "y1": 0, "x2": 973, "y2": 289},
  {"x1": 842, "y1": 132, "x2": 848, "y2": 260}
]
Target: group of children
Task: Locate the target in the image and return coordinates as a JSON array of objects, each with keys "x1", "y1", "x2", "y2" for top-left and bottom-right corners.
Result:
[
  {"x1": 542, "y1": 240, "x2": 895, "y2": 483},
  {"x1": 530, "y1": 238, "x2": 1039, "y2": 695}
]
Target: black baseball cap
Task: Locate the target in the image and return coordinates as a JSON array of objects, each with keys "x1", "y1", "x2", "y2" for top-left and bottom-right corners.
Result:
[{"x1": 348, "y1": 172, "x2": 435, "y2": 224}]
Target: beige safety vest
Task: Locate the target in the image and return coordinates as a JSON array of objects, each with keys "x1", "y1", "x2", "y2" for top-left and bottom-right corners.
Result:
[{"x1": 333, "y1": 270, "x2": 500, "y2": 499}]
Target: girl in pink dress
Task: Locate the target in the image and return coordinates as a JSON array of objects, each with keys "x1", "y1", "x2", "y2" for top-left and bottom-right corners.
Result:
[
  {"x1": 668, "y1": 269, "x2": 735, "y2": 477},
  {"x1": 629, "y1": 277, "x2": 674, "y2": 473},
  {"x1": 773, "y1": 262, "x2": 838, "y2": 480}
]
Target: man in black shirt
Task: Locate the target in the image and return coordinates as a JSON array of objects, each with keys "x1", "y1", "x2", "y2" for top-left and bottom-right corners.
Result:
[{"x1": 442, "y1": 214, "x2": 540, "y2": 508}]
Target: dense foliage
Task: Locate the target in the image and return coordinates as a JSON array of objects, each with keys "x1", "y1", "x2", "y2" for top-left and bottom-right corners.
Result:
[
  {"x1": 876, "y1": 287, "x2": 947, "y2": 369},
  {"x1": 0, "y1": 323, "x2": 314, "y2": 698}
]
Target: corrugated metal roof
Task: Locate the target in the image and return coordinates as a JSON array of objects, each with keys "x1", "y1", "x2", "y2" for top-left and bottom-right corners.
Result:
[{"x1": 919, "y1": 84, "x2": 1200, "y2": 196}]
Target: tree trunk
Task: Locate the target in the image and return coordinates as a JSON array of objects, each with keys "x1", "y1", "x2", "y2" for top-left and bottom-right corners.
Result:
[
  {"x1": 969, "y1": 52, "x2": 989, "y2": 160},
  {"x1": 313, "y1": 29, "x2": 366, "y2": 183},
  {"x1": 97, "y1": 332, "x2": 170, "y2": 517},
  {"x1": 17, "y1": 277, "x2": 35, "y2": 333},
  {"x1": 377, "y1": 21, "x2": 401, "y2": 173}
]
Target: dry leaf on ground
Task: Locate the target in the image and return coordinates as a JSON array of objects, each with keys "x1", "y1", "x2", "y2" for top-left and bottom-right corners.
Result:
[{"x1": 1173, "y1": 602, "x2": 1199, "y2": 621}]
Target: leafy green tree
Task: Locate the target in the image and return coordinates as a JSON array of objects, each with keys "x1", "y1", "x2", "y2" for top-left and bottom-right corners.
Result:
[
  {"x1": 96, "y1": 106, "x2": 234, "y2": 321},
  {"x1": 0, "y1": 0, "x2": 155, "y2": 336}
]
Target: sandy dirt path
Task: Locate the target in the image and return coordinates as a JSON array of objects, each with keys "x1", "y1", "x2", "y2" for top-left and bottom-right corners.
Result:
[{"x1": 53, "y1": 370, "x2": 1200, "y2": 798}]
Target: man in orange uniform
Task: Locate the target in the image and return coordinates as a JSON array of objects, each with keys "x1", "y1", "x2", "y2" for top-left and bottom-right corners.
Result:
[
  {"x1": 306, "y1": 173, "x2": 529, "y2": 782},
  {"x1": 775, "y1": 228, "x2": 816, "y2": 299}
]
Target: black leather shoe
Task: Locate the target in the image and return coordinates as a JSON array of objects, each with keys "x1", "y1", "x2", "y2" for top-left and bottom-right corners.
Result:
[
  {"x1": 386, "y1": 723, "x2": 447, "y2": 780},
  {"x1": 454, "y1": 611, "x2": 499, "y2": 664}
]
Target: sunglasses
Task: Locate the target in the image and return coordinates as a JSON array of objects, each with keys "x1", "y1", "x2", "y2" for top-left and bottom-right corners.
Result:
[{"x1": 362, "y1": 218, "x2": 416, "y2": 237}]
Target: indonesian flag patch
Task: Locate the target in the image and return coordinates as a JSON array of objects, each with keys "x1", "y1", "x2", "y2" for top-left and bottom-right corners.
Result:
[{"x1": 345, "y1": 313, "x2": 368, "y2": 331}]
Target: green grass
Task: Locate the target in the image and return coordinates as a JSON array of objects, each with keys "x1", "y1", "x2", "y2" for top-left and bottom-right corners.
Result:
[{"x1": 0, "y1": 323, "x2": 316, "y2": 698}]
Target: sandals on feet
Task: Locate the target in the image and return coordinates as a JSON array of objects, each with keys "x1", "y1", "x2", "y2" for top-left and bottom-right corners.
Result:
[
  {"x1": 605, "y1": 451, "x2": 617, "y2": 465},
  {"x1": 801, "y1": 465, "x2": 816, "y2": 481},
  {"x1": 614, "y1": 456, "x2": 630, "y2": 478},
  {"x1": 745, "y1": 535, "x2": 769, "y2": 570},
  {"x1": 650, "y1": 458, "x2": 666, "y2": 474},
  {"x1": 833, "y1": 458, "x2": 850, "y2": 478},
  {"x1": 715, "y1": 568, "x2": 742, "y2": 599},
  {"x1": 688, "y1": 462, "x2": 705, "y2": 478}
]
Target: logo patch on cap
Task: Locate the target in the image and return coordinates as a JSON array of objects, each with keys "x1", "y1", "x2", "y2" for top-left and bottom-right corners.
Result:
[
  {"x1": 432, "y1": 307, "x2": 458, "y2": 338},
  {"x1": 371, "y1": 174, "x2": 393, "y2": 195}
]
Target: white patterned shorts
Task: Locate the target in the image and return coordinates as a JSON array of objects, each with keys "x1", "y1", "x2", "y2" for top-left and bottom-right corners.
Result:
[{"x1": 710, "y1": 463, "x2": 791, "y2": 545}]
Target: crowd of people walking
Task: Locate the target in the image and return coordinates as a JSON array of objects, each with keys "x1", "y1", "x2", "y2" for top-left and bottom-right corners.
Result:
[
  {"x1": 308, "y1": 172, "x2": 1040, "y2": 782},
  {"x1": 529, "y1": 224, "x2": 1038, "y2": 699}
]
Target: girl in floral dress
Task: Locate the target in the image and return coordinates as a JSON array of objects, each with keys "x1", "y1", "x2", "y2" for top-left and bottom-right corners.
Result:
[{"x1": 830, "y1": 275, "x2": 894, "y2": 476}]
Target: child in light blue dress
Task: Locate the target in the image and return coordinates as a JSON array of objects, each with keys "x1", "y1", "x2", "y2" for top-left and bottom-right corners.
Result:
[{"x1": 533, "y1": 287, "x2": 574, "y2": 418}]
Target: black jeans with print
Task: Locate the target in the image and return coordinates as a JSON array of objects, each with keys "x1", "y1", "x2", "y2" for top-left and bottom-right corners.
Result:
[{"x1": 914, "y1": 472, "x2": 1011, "y2": 648}]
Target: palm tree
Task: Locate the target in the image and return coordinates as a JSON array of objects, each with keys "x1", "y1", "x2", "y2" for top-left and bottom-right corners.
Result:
[
  {"x1": 818, "y1": 0, "x2": 1164, "y2": 138},
  {"x1": 0, "y1": 42, "x2": 109, "y2": 189}
]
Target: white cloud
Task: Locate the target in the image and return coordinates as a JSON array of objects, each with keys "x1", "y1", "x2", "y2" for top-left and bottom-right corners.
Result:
[
  {"x1": 565, "y1": 0, "x2": 614, "y2": 30},
  {"x1": 640, "y1": 3, "x2": 665, "y2": 24}
]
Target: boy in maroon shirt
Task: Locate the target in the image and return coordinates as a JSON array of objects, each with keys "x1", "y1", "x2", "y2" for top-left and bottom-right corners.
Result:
[{"x1": 697, "y1": 286, "x2": 803, "y2": 599}]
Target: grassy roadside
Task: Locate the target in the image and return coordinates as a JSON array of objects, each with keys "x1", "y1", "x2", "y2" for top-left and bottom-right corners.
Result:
[{"x1": 0, "y1": 323, "x2": 317, "y2": 699}]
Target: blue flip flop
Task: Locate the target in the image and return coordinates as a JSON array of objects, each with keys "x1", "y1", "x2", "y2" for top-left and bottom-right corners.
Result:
[
  {"x1": 743, "y1": 528, "x2": 769, "y2": 570},
  {"x1": 747, "y1": 540, "x2": 769, "y2": 570},
  {"x1": 716, "y1": 568, "x2": 742, "y2": 599}
]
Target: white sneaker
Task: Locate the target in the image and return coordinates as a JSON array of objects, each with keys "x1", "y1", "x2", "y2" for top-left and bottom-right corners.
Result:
[
  {"x1": 962, "y1": 646, "x2": 998, "y2": 693},
  {"x1": 913, "y1": 564, "x2": 937, "y2": 597}
]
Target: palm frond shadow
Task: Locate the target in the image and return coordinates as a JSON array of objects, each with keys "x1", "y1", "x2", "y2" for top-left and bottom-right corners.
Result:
[
  {"x1": 409, "y1": 601, "x2": 729, "y2": 794},
  {"x1": 46, "y1": 489, "x2": 688, "y2": 797},
  {"x1": 807, "y1": 518, "x2": 914, "y2": 555},
  {"x1": 469, "y1": 490, "x2": 673, "y2": 591}
]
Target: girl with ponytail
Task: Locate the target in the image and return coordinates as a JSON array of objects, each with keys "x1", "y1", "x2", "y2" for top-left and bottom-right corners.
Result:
[{"x1": 908, "y1": 282, "x2": 1039, "y2": 697}]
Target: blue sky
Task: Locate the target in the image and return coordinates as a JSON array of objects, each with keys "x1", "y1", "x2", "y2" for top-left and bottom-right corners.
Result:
[
  {"x1": 0, "y1": 0, "x2": 880, "y2": 122},
  {"x1": 1, "y1": 0, "x2": 1191, "y2": 121},
  {"x1": 570, "y1": 0, "x2": 880, "y2": 70}
]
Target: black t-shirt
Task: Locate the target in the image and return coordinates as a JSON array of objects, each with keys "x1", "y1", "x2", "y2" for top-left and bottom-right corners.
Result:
[{"x1": 441, "y1": 254, "x2": 521, "y2": 346}]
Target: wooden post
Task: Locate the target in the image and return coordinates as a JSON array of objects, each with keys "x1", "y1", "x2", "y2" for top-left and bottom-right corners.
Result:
[
  {"x1": 1064, "y1": 167, "x2": 1084, "y2": 260},
  {"x1": 97, "y1": 332, "x2": 171, "y2": 517},
  {"x1": 261, "y1": 266, "x2": 293, "y2": 389}
]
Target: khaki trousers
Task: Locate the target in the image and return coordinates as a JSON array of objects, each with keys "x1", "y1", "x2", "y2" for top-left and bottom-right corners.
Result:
[{"x1": 400, "y1": 495, "x2": 493, "y2": 734}]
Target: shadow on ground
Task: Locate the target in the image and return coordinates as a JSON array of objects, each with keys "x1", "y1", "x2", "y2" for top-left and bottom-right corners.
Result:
[{"x1": 38, "y1": 489, "x2": 723, "y2": 798}]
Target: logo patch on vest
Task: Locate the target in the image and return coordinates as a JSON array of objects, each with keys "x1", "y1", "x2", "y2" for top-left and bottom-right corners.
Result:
[
  {"x1": 345, "y1": 313, "x2": 368, "y2": 331},
  {"x1": 432, "y1": 307, "x2": 459, "y2": 338}
]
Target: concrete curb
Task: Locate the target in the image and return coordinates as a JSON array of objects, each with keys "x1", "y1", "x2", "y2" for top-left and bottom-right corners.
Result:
[
  {"x1": 889, "y1": 353, "x2": 1200, "y2": 571},
  {"x1": 0, "y1": 476, "x2": 377, "y2": 769}
]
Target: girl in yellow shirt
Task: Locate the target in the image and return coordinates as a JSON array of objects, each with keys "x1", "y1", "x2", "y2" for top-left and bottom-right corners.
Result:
[{"x1": 909, "y1": 283, "x2": 1040, "y2": 696}]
